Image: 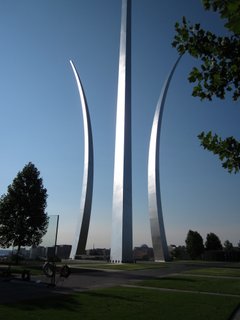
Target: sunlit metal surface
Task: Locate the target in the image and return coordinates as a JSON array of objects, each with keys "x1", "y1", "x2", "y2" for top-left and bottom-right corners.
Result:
[
  {"x1": 111, "y1": 0, "x2": 132, "y2": 263},
  {"x1": 148, "y1": 56, "x2": 182, "y2": 262},
  {"x1": 69, "y1": 60, "x2": 94, "y2": 259}
]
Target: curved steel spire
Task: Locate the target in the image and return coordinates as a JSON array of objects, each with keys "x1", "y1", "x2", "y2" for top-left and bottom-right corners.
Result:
[
  {"x1": 69, "y1": 60, "x2": 94, "y2": 259},
  {"x1": 148, "y1": 56, "x2": 182, "y2": 262}
]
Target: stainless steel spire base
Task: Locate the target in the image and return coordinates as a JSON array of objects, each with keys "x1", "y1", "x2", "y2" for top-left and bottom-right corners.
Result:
[{"x1": 110, "y1": 0, "x2": 133, "y2": 263}]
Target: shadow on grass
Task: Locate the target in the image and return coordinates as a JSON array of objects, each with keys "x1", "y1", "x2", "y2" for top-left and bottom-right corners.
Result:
[
  {"x1": 82, "y1": 290, "x2": 140, "y2": 303},
  {"x1": 3, "y1": 294, "x2": 81, "y2": 312},
  {"x1": 3, "y1": 288, "x2": 140, "y2": 312},
  {"x1": 70, "y1": 268, "x2": 105, "y2": 274}
]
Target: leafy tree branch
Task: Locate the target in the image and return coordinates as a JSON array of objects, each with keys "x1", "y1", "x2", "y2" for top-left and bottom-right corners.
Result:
[
  {"x1": 172, "y1": 0, "x2": 240, "y2": 172},
  {"x1": 198, "y1": 131, "x2": 240, "y2": 173}
]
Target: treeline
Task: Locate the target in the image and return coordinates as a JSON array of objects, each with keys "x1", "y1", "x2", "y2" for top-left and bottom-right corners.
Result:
[{"x1": 171, "y1": 230, "x2": 240, "y2": 262}]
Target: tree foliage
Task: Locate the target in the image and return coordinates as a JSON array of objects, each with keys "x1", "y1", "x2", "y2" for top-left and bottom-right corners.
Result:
[
  {"x1": 198, "y1": 131, "x2": 240, "y2": 173},
  {"x1": 0, "y1": 163, "x2": 48, "y2": 254},
  {"x1": 172, "y1": 0, "x2": 240, "y2": 101},
  {"x1": 172, "y1": 0, "x2": 240, "y2": 173},
  {"x1": 185, "y1": 230, "x2": 204, "y2": 259},
  {"x1": 224, "y1": 239, "x2": 233, "y2": 251},
  {"x1": 203, "y1": 0, "x2": 240, "y2": 34},
  {"x1": 205, "y1": 232, "x2": 222, "y2": 250}
]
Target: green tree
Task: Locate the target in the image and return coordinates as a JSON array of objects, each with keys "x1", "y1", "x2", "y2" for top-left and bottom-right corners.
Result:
[
  {"x1": 223, "y1": 239, "x2": 233, "y2": 251},
  {"x1": 172, "y1": 0, "x2": 240, "y2": 173},
  {"x1": 205, "y1": 232, "x2": 223, "y2": 250},
  {"x1": 198, "y1": 132, "x2": 240, "y2": 173},
  {"x1": 171, "y1": 245, "x2": 188, "y2": 260},
  {"x1": 0, "y1": 163, "x2": 48, "y2": 260},
  {"x1": 185, "y1": 230, "x2": 204, "y2": 259}
]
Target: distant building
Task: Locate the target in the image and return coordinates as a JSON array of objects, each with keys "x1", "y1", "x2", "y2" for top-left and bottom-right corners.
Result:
[
  {"x1": 0, "y1": 249, "x2": 11, "y2": 261},
  {"x1": 45, "y1": 245, "x2": 72, "y2": 260},
  {"x1": 56, "y1": 245, "x2": 72, "y2": 259},
  {"x1": 85, "y1": 248, "x2": 110, "y2": 260},
  {"x1": 46, "y1": 246, "x2": 56, "y2": 259},
  {"x1": 18, "y1": 247, "x2": 30, "y2": 259},
  {"x1": 30, "y1": 246, "x2": 46, "y2": 259},
  {"x1": 133, "y1": 244, "x2": 154, "y2": 261}
]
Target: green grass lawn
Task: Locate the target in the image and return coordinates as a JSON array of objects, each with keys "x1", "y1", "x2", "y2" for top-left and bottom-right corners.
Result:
[
  {"x1": 69, "y1": 262, "x2": 168, "y2": 271},
  {"x1": 136, "y1": 275, "x2": 240, "y2": 295},
  {"x1": 0, "y1": 265, "x2": 43, "y2": 276},
  {"x1": 185, "y1": 267, "x2": 240, "y2": 277},
  {"x1": 0, "y1": 286, "x2": 239, "y2": 320},
  {"x1": 1, "y1": 264, "x2": 240, "y2": 319}
]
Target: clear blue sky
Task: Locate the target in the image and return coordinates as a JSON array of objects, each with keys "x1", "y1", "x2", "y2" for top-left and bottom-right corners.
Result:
[{"x1": 0, "y1": 0, "x2": 239, "y2": 249}]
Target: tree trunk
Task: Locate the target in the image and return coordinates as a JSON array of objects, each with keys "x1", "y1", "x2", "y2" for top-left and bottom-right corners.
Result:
[{"x1": 16, "y1": 244, "x2": 21, "y2": 265}]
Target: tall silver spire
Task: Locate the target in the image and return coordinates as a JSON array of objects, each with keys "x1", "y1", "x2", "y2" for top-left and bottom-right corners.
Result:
[
  {"x1": 110, "y1": 0, "x2": 132, "y2": 263},
  {"x1": 148, "y1": 56, "x2": 181, "y2": 261},
  {"x1": 69, "y1": 60, "x2": 94, "y2": 259}
]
